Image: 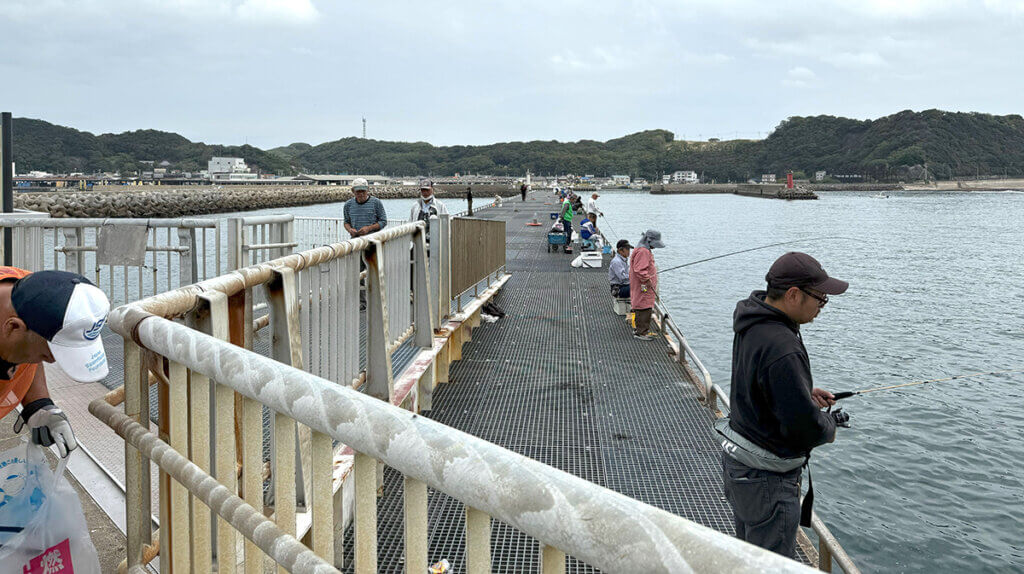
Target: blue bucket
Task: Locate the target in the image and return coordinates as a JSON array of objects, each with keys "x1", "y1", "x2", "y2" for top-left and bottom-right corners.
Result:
[
  {"x1": 549, "y1": 212, "x2": 558, "y2": 220},
  {"x1": 602, "y1": 245, "x2": 612, "y2": 254}
]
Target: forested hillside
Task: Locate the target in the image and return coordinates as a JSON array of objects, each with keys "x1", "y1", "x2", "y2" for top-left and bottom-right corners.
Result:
[{"x1": 13, "y1": 110, "x2": 1024, "y2": 181}]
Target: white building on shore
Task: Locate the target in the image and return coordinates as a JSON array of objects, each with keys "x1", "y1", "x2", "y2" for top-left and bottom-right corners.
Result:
[
  {"x1": 671, "y1": 170, "x2": 698, "y2": 184},
  {"x1": 209, "y1": 157, "x2": 258, "y2": 182}
]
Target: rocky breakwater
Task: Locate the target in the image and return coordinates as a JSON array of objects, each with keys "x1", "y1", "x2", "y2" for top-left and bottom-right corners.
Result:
[
  {"x1": 734, "y1": 184, "x2": 818, "y2": 200},
  {"x1": 15, "y1": 184, "x2": 518, "y2": 218}
]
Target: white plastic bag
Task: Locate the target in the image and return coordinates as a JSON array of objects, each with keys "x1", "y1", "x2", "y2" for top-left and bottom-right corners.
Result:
[{"x1": 0, "y1": 441, "x2": 101, "y2": 574}]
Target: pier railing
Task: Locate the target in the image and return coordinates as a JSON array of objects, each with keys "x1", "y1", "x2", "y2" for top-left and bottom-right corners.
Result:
[
  {"x1": 91, "y1": 221, "x2": 436, "y2": 572},
  {"x1": 0, "y1": 214, "x2": 222, "y2": 307},
  {"x1": 89, "y1": 220, "x2": 817, "y2": 574},
  {"x1": 652, "y1": 299, "x2": 861, "y2": 574},
  {"x1": 449, "y1": 216, "x2": 506, "y2": 313}
]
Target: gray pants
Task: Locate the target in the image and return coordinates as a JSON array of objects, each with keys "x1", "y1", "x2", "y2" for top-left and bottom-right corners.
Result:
[{"x1": 721, "y1": 452, "x2": 802, "y2": 559}]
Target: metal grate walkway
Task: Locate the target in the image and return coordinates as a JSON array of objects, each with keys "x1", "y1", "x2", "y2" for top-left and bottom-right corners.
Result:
[{"x1": 338, "y1": 193, "x2": 797, "y2": 572}]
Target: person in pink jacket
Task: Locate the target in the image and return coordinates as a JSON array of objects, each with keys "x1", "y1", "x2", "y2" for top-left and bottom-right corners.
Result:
[{"x1": 629, "y1": 229, "x2": 665, "y2": 340}]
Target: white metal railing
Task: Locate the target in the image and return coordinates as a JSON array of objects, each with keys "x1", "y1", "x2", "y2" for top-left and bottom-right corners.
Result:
[
  {"x1": 294, "y1": 216, "x2": 408, "y2": 252},
  {"x1": 91, "y1": 222, "x2": 436, "y2": 572},
  {"x1": 651, "y1": 298, "x2": 860, "y2": 574},
  {"x1": 88, "y1": 218, "x2": 819, "y2": 573},
  {"x1": 0, "y1": 215, "x2": 222, "y2": 307},
  {"x1": 228, "y1": 214, "x2": 297, "y2": 270}
]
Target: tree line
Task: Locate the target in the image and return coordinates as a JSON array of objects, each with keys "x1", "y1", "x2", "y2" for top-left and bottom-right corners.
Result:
[{"x1": 12, "y1": 110, "x2": 1024, "y2": 181}]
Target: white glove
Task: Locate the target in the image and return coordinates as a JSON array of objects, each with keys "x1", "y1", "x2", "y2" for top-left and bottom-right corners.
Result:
[{"x1": 14, "y1": 405, "x2": 78, "y2": 458}]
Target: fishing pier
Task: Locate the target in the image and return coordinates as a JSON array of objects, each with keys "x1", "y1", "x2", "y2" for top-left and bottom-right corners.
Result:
[{"x1": 0, "y1": 194, "x2": 857, "y2": 573}]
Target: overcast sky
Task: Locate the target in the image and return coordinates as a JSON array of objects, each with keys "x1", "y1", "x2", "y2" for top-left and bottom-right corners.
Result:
[{"x1": 4, "y1": 0, "x2": 1024, "y2": 148}]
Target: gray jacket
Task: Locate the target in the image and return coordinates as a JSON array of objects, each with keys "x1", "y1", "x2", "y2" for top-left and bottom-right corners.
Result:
[{"x1": 608, "y1": 253, "x2": 629, "y2": 285}]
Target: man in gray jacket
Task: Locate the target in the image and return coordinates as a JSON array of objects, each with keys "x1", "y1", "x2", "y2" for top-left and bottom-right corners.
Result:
[{"x1": 607, "y1": 239, "x2": 631, "y2": 298}]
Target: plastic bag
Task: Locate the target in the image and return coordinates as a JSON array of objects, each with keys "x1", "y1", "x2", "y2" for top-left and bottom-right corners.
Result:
[{"x1": 0, "y1": 441, "x2": 101, "y2": 574}]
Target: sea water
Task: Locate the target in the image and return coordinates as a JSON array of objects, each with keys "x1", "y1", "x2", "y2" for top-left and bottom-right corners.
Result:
[
  {"x1": 217, "y1": 190, "x2": 1024, "y2": 572},
  {"x1": 593, "y1": 189, "x2": 1024, "y2": 573}
]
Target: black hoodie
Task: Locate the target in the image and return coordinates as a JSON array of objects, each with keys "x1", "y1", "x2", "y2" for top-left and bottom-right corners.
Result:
[{"x1": 729, "y1": 290, "x2": 836, "y2": 459}]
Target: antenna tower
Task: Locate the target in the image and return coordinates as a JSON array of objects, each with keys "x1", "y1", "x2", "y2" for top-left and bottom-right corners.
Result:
[{"x1": 362, "y1": 117, "x2": 366, "y2": 139}]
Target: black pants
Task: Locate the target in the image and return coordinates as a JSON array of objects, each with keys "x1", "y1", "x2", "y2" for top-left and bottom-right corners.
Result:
[
  {"x1": 563, "y1": 220, "x2": 573, "y2": 250},
  {"x1": 633, "y1": 307, "x2": 652, "y2": 335},
  {"x1": 721, "y1": 453, "x2": 802, "y2": 559},
  {"x1": 610, "y1": 284, "x2": 630, "y2": 298}
]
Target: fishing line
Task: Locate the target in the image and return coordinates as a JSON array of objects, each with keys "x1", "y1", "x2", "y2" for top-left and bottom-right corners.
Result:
[
  {"x1": 659, "y1": 236, "x2": 867, "y2": 274},
  {"x1": 833, "y1": 368, "x2": 1024, "y2": 400}
]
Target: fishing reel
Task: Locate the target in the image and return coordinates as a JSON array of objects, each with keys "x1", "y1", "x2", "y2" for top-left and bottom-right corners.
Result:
[{"x1": 828, "y1": 406, "x2": 851, "y2": 428}]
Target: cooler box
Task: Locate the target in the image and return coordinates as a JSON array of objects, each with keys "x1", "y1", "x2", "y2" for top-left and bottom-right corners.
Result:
[
  {"x1": 612, "y1": 298, "x2": 630, "y2": 316},
  {"x1": 579, "y1": 252, "x2": 602, "y2": 268}
]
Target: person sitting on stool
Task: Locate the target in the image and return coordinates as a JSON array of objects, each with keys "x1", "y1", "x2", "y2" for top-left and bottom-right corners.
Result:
[
  {"x1": 579, "y1": 216, "x2": 598, "y2": 250},
  {"x1": 608, "y1": 239, "x2": 631, "y2": 298}
]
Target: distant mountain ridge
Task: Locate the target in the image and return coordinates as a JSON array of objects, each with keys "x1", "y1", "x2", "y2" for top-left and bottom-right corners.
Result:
[{"x1": 12, "y1": 110, "x2": 1024, "y2": 181}]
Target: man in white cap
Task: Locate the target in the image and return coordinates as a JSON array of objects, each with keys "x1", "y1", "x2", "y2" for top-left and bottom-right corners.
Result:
[
  {"x1": 585, "y1": 192, "x2": 602, "y2": 227},
  {"x1": 0, "y1": 268, "x2": 110, "y2": 457},
  {"x1": 343, "y1": 177, "x2": 387, "y2": 238},
  {"x1": 409, "y1": 179, "x2": 448, "y2": 232}
]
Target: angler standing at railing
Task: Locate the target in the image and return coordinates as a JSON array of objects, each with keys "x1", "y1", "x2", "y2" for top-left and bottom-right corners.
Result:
[
  {"x1": 719, "y1": 252, "x2": 850, "y2": 559},
  {"x1": 629, "y1": 230, "x2": 664, "y2": 340},
  {"x1": 0, "y1": 268, "x2": 110, "y2": 457},
  {"x1": 343, "y1": 177, "x2": 388, "y2": 238},
  {"x1": 410, "y1": 179, "x2": 448, "y2": 232}
]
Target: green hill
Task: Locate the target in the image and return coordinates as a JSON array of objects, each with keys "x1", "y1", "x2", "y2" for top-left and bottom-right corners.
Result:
[
  {"x1": 11, "y1": 118, "x2": 296, "y2": 175},
  {"x1": 11, "y1": 110, "x2": 1024, "y2": 181}
]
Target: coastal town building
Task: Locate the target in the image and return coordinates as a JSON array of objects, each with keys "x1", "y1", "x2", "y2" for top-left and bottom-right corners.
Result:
[
  {"x1": 815, "y1": 170, "x2": 827, "y2": 181},
  {"x1": 209, "y1": 156, "x2": 258, "y2": 182},
  {"x1": 671, "y1": 170, "x2": 698, "y2": 184},
  {"x1": 611, "y1": 174, "x2": 631, "y2": 186},
  {"x1": 761, "y1": 173, "x2": 777, "y2": 183}
]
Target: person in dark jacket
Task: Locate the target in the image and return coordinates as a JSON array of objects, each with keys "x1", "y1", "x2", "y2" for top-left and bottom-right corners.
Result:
[{"x1": 722, "y1": 251, "x2": 849, "y2": 558}]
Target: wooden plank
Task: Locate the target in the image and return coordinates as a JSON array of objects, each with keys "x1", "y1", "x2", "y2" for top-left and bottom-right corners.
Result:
[
  {"x1": 123, "y1": 341, "x2": 148, "y2": 568},
  {"x1": 465, "y1": 506, "x2": 492, "y2": 574},
  {"x1": 168, "y1": 361, "x2": 191, "y2": 573},
  {"x1": 403, "y1": 477, "x2": 428, "y2": 574},
  {"x1": 539, "y1": 545, "x2": 566, "y2": 574},
  {"x1": 353, "y1": 452, "x2": 378, "y2": 573}
]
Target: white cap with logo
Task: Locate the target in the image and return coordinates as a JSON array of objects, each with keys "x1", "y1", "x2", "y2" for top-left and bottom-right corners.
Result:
[{"x1": 12, "y1": 271, "x2": 111, "y2": 382}]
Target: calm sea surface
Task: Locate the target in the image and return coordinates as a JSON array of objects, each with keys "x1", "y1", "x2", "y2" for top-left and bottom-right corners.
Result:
[
  {"x1": 595, "y1": 190, "x2": 1024, "y2": 573},
  {"x1": 228, "y1": 190, "x2": 1023, "y2": 572}
]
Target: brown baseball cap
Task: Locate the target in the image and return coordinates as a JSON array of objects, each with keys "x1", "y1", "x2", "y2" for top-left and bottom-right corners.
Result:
[{"x1": 766, "y1": 252, "x2": 848, "y2": 295}]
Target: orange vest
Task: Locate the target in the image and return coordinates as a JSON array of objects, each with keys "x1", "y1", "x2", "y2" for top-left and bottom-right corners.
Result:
[{"x1": 0, "y1": 267, "x2": 39, "y2": 420}]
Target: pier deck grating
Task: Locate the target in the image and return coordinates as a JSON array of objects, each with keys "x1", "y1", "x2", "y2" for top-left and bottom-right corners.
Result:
[{"x1": 338, "y1": 193, "x2": 809, "y2": 572}]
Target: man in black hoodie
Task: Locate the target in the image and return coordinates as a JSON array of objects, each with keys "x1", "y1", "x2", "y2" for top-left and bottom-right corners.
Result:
[{"x1": 721, "y1": 252, "x2": 850, "y2": 558}]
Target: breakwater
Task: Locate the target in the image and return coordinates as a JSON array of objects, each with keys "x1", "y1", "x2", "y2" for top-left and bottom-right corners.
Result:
[
  {"x1": 650, "y1": 183, "x2": 817, "y2": 200},
  {"x1": 15, "y1": 184, "x2": 517, "y2": 218},
  {"x1": 805, "y1": 183, "x2": 903, "y2": 191}
]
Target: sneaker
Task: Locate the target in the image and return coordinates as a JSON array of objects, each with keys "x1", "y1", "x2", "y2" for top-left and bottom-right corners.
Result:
[{"x1": 634, "y1": 334, "x2": 655, "y2": 341}]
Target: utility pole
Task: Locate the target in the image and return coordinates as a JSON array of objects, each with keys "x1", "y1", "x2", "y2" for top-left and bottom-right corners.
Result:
[
  {"x1": 2, "y1": 112, "x2": 12, "y2": 265},
  {"x1": 362, "y1": 117, "x2": 366, "y2": 139}
]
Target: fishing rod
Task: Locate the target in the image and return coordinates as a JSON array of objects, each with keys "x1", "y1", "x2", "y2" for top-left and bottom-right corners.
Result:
[
  {"x1": 833, "y1": 368, "x2": 1024, "y2": 400},
  {"x1": 598, "y1": 213, "x2": 620, "y2": 244},
  {"x1": 658, "y1": 236, "x2": 864, "y2": 274}
]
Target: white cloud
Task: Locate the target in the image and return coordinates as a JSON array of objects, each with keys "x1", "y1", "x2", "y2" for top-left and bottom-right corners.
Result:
[
  {"x1": 550, "y1": 51, "x2": 589, "y2": 71},
  {"x1": 236, "y1": 0, "x2": 319, "y2": 24},
  {"x1": 821, "y1": 51, "x2": 888, "y2": 69},
  {"x1": 983, "y1": 0, "x2": 1024, "y2": 14},
  {"x1": 783, "y1": 66, "x2": 816, "y2": 87},
  {"x1": 788, "y1": 66, "x2": 816, "y2": 79}
]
